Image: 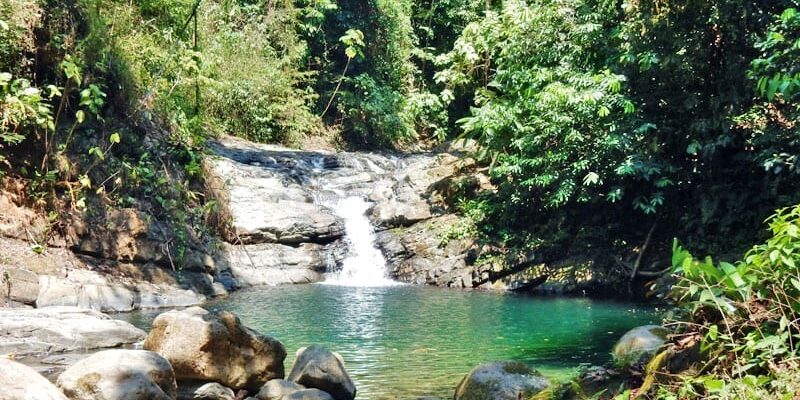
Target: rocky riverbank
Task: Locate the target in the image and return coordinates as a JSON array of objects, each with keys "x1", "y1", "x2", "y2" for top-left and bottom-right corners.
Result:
[
  {"x1": 0, "y1": 133, "x2": 618, "y2": 321},
  {"x1": 1, "y1": 303, "x2": 669, "y2": 400}
]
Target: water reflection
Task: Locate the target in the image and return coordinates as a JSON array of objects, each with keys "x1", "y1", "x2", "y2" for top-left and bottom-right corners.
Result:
[{"x1": 119, "y1": 285, "x2": 658, "y2": 399}]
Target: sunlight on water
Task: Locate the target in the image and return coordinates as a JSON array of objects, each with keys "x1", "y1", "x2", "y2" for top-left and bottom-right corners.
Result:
[{"x1": 119, "y1": 286, "x2": 658, "y2": 399}]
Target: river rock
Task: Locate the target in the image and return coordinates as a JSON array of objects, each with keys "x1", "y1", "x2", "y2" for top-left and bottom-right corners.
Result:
[
  {"x1": 57, "y1": 349, "x2": 177, "y2": 400},
  {"x1": 257, "y1": 379, "x2": 334, "y2": 400},
  {"x1": 0, "y1": 306, "x2": 145, "y2": 355},
  {"x1": 144, "y1": 307, "x2": 286, "y2": 390},
  {"x1": 612, "y1": 325, "x2": 668, "y2": 367},
  {"x1": 453, "y1": 361, "x2": 549, "y2": 400},
  {"x1": 179, "y1": 382, "x2": 236, "y2": 400},
  {"x1": 287, "y1": 346, "x2": 355, "y2": 400},
  {"x1": 0, "y1": 357, "x2": 69, "y2": 400},
  {"x1": 0, "y1": 266, "x2": 39, "y2": 305}
]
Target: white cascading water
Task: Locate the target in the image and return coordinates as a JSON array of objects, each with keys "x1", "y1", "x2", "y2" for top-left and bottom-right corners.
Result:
[{"x1": 320, "y1": 196, "x2": 400, "y2": 287}]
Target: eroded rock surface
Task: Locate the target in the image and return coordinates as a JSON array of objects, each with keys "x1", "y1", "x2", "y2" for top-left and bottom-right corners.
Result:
[
  {"x1": 144, "y1": 307, "x2": 286, "y2": 390},
  {"x1": 218, "y1": 242, "x2": 343, "y2": 287},
  {"x1": 204, "y1": 136, "x2": 490, "y2": 289},
  {"x1": 57, "y1": 349, "x2": 177, "y2": 400},
  {"x1": 36, "y1": 269, "x2": 205, "y2": 312},
  {"x1": 0, "y1": 306, "x2": 145, "y2": 355},
  {"x1": 0, "y1": 266, "x2": 39, "y2": 305},
  {"x1": 0, "y1": 357, "x2": 68, "y2": 400}
]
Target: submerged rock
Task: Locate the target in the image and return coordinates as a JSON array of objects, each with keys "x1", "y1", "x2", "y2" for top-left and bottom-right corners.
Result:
[
  {"x1": 453, "y1": 361, "x2": 549, "y2": 400},
  {"x1": 257, "y1": 379, "x2": 334, "y2": 400},
  {"x1": 287, "y1": 346, "x2": 355, "y2": 400},
  {"x1": 144, "y1": 307, "x2": 286, "y2": 390},
  {"x1": 57, "y1": 349, "x2": 177, "y2": 400},
  {"x1": 0, "y1": 306, "x2": 145, "y2": 355},
  {"x1": 612, "y1": 325, "x2": 668, "y2": 368},
  {"x1": 0, "y1": 357, "x2": 68, "y2": 400}
]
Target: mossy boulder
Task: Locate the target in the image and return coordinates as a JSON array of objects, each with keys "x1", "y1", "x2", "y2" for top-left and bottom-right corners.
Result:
[
  {"x1": 612, "y1": 325, "x2": 668, "y2": 368},
  {"x1": 454, "y1": 361, "x2": 549, "y2": 400}
]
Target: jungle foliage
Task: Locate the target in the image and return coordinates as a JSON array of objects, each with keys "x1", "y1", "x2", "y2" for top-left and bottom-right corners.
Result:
[{"x1": 2, "y1": 0, "x2": 800, "y2": 397}]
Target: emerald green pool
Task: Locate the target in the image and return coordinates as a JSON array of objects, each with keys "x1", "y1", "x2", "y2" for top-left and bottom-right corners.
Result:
[{"x1": 122, "y1": 285, "x2": 658, "y2": 399}]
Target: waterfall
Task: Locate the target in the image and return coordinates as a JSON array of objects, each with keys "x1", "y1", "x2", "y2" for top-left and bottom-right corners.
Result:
[{"x1": 320, "y1": 196, "x2": 400, "y2": 287}]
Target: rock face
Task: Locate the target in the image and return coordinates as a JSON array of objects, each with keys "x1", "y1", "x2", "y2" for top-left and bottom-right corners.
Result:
[
  {"x1": 612, "y1": 325, "x2": 668, "y2": 367},
  {"x1": 0, "y1": 266, "x2": 39, "y2": 305},
  {"x1": 205, "y1": 141, "x2": 345, "y2": 246},
  {"x1": 376, "y1": 215, "x2": 478, "y2": 288},
  {"x1": 204, "y1": 136, "x2": 494, "y2": 289},
  {"x1": 257, "y1": 380, "x2": 334, "y2": 400},
  {"x1": 144, "y1": 307, "x2": 286, "y2": 390},
  {"x1": 453, "y1": 361, "x2": 549, "y2": 400},
  {"x1": 287, "y1": 346, "x2": 355, "y2": 400},
  {"x1": 57, "y1": 349, "x2": 177, "y2": 400},
  {"x1": 218, "y1": 242, "x2": 342, "y2": 287},
  {"x1": 0, "y1": 306, "x2": 145, "y2": 355},
  {"x1": 36, "y1": 270, "x2": 206, "y2": 312},
  {"x1": 0, "y1": 357, "x2": 69, "y2": 400},
  {"x1": 368, "y1": 153, "x2": 464, "y2": 228}
]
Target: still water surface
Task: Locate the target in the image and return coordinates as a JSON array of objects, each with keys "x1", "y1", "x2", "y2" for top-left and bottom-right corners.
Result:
[{"x1": 121, "y1": 284, "x2": 658, "y2": 399}]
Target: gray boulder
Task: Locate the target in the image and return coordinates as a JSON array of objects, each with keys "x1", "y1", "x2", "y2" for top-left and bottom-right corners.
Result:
[
  {"x1": 0, "y1": 357, "x2": 68, "y2": 400},
  {"x1": 453, "y1": 361, "x2": 549, "y2": 400},
  {"x1": 0, "y1": 306, "x2": 145, "y2": 355},
  {"x1": 144, "y1": 307, "x2": 286, "y2": 390},
  {"x1": 257, "y1": 380, "x2": 333, "y2": 400},
  {"x1": 612, "y1": 325, "x2": 668, "y2": 367},
  {"x1": 57, "y1": 349, "x2": 177, "y2": 400},
  {"x1": 287, "y1": 346, "x2": 355, "y2": 400},
  {"x1": 183, "y1": 382, "x2": 236, "y2": 400},
  {"x1": 285, "y1": 390, "x2": 335, "y2": 400}
]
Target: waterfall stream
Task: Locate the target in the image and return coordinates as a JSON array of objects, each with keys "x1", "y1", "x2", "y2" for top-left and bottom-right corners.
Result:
[{"x1": 318, "y1": 196, "x2": 400, "y2": 287}]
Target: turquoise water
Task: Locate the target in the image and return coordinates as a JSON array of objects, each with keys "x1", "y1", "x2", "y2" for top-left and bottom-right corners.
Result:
[{"x1": 122, "y1": 285, "x2": 658, "y2": 399}]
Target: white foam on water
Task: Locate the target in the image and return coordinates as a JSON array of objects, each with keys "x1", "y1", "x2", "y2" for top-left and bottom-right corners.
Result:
[{"x1": 320, "y1": 196, "x2": 401, "y2": 287}]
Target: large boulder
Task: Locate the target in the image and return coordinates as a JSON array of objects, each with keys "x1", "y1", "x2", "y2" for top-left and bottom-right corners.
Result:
[
  {"x1": 287, "y1": 346, "x2": 355, "y2": 400},
  {"x1": 453, "y1": 361, "x2": 549, "y2": 400},
  {"x1": 0, "y1": 306, "x2": 145, "y2": 355},
  {"x1": 612, "y1": 325, "x2": 668, "y2": 368},
  {"x1": 0, "y1": 267, "x2": 39, "y2": 305},
  {"x1": 57, "y1": 350, "x2": 177, "y2": 400},
  {"x1": 257, "y1": 380, "x2": 334, "y2": 400},
  {"x1": 144, "y1": 307, "x2": 286, "y2": 390},
  {"x1": 0, "y1": 357, "x2": 69, "y2": 400}
]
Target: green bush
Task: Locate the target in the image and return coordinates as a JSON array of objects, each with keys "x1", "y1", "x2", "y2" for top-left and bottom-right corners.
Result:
[{"x1": 662, "y1": 204, "x2": 800, "y2": 398}]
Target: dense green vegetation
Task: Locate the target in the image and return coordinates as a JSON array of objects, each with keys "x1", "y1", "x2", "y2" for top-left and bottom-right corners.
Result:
[{"x1": 2, "y1": 0, "x2": 800, "y2": 398}]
